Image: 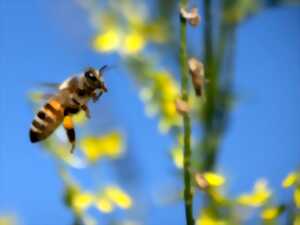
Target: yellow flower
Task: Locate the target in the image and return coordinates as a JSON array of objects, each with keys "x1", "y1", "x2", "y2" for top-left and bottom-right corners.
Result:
[
  {"x1": 122, "y1": 31, "x2": 145, "y2": 55},
  {"x1": 93, "y1": 28, "x2": 146, "y2": 55},
  {"x1": 295, "y1": 215, "x2": 300, "y2": 225},
  {"x1": 154, "y1": 72, "x2": 179, "y2": 100},
  {"x1": 196, "y1": 214, "x2": 226, "y2": 225},
  {"x1": 93, "y1": 29, "x2": 121, "y2": 52},
  {"x1": 261, "y1": 206, "x2": 283, "y2": 220},
  {"x1": 223, "y1": 0, "x2": 257, "y2": 24},
  {"x1": 80, "y1": 132, "x2": 123, "y2": 163},
  {"x1": 294, "y1": 187, "x2": 300, "y2": 208},
  {"x1": 104, "y1": 186, "x2": 133, "y2": 209},
  {"x1": 95, "y1": 196, "x2": 114, "y2": 213},
  {"x1": 71, "y1": 192, "x2": 94, "y2": 214},
  {"x1": 208, "y1": 189, "x2": 227, "y2": 204},
  {"x1": 282, "y1": 172, "x2": 298, "y2": 188},
  {"x1": 0, "y1": 215, "x2": 16, "y2": 225},
  {"x1": 152, "y1": 71, "x2": 181, "y2": 132},
  {"x1": 162, "y1": 101, "x2": 177, "y2": 118},
  {"x1": 203, "y1": 172, "x2": 225, "y2": 187},
  {"x1": 171, "y1": 147, "x2": 183, "y2": 169},
  {"x1": 141, "y1": 22, "x2": 168, "y2": 43},
  {"x1": 139, "y1": 87, "x2": 153, "y2": 102},
  {"x1": 237, "y1": 179, "x2": 271, "y2": 207}
]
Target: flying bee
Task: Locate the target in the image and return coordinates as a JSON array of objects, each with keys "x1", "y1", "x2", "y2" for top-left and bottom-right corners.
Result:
[{"x1": 29, "y1": 65, "x2": 109, "y2": 153}]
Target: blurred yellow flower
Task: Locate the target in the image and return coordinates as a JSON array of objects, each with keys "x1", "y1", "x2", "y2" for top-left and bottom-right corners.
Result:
[
  {"x1": 208, "y1": 189, "x2": 227, "y2": 204},
  {"x1": 122, "y1": 32, "x2": 145, "y2": 55},
  {"x1": 93, "y1": 29, "x2": 121, "y2": 52},
  {"x1": 162, "y1": 101, "x2": 177, "y2": 118},
  {"x1": 93, "y1": 29, "x2": 146, "y2": 55},
  {"x1": 294, "y1": 187, "x2": 300, "y2": 208},
  {"x1": 237, "y1": 179, "x2": 271, "y2": 207},
  {"x1": 171, "y1": 147, "x2": 183, "y2": 169},
  {"x1": 197, "y1": 214, "x2": 227, "y2": 225},
  {"x1": 153, "y1": 72, "x2": 181, "y2": 133},
  {"x1": 203, "y1": 172, "x2": 225, "y2": 187},
  {"x1": 90, "y1": 0, "x2": 169, "y2": 56},
  {"x1": 223, "y1": 0, "x2": 258, "y2": 24},
  {"x1": 282, "y1": 172, "x2": 298, "y2": 188},
  {"x1": 80, "y1": 132, "x2": 123, "y2": 163},
  {"x1": 154, "y1": 73, "x2": 179, "y2": 100},
  {"x1": 140, "y1": 87, "x2": 153, "y2": 102},
  {"x1": 0, "y1": 215, "x2": 16, "y2": 225},
  {"x1": 95, "y1": 196, "x2": 114, "y2": 213},
  {"x1": 104, "y1": 186, "x2": 133, "y2": 209},
  {"x1": 141, "y1": 22, "x2": 168, "y2": 43},
  {"x1": 295, "y1": 215, "x2": 300, "y2": 225},
  {"x1": 261, "y1": 206, "x2": 282, "y2": 220},
  {"x1": 71, "y1": 192, "x2": 94, "y2": 214}
]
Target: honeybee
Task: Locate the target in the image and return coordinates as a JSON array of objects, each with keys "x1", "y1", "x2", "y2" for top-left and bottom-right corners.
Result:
[{"x1": 29, "y1": 66, "x2": 108, "y2": 153}]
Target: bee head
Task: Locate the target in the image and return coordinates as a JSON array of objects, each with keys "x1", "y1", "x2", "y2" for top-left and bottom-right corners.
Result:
[{"x1": 84, "y1": 66, "x2": 108, "y2": 92}]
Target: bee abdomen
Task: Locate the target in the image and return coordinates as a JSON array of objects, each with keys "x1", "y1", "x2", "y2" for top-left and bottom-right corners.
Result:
[{"x1": 29, "y1": 99, "x2": 64, "y2": 143}]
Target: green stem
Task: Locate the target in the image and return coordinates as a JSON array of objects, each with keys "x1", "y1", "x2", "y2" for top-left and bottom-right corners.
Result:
[
  {"x1": 179, "y1": 1, "x2": 194, "y2": 225},
  {"x1": 202, "y1": 0, "x2": 218, "y2": 172}
]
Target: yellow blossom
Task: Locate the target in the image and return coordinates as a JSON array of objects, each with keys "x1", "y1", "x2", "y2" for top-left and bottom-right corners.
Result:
[
  {"x1": 80, "y1": 132, "x2": 123, "y2": 163},
  {"x1": 171, "y1": 147, "x2": 183, "y2": 169},
  {"x1": 261, "y1": 206, "x2": 282, "y2": 220},
  {"x1": 294, "y1": 187, "x2": 300, "y2": 208},
  {"x1": 71, "y1": 192, "x2": 94, "y2": 214},
  {"x1": 104, "y1": 186, "x2": 133, "y2": 209},
  {"x1": 158, "y1": 120, "x2": 171, "y2": 134},
  {"x1": 122, "y1": 31, "x2": 145, "y2": 55},
  {"x1": 237, "y1": 179, "x2": 271, "y2": 207},
  {"x1": 0, "y1": 215, "x2": 16, "y2": 225},
  {"x1": 282, "y1": 172, "x2": 298, "y2": 188},
  {"x1": 162, "y1": 101, "x2": 177, "y2": 118},
  {"x1": 150, "y1": 71, "x2": 181, "y2": 132},
  {"x1": 141, "y1": 22, "x2": 168, "y2": 43},
  {"x1": 93, "y1": 29, "x2": 121, "y2": 52},
  {"x1": 203, "y1": 172, "x2": 225, "y2": 187},
  {"x1": 295, "y1": 215, "x2": 300, "y2": 225},
  {"x1": 208, "y1": 189, "x2": 227, "y2": 204},
  {"x1": 139, "y1": 87, "x2": 153, "y2": 102},
  {"x1": 95, "y1": 196, "x2": 114, "y2": 213},
  {"x1": 154, "y1": 72, "x2": 179, "y2": 100},
  {"x1": 197, "y1": 214, "x2": 227, "y2": 225}
]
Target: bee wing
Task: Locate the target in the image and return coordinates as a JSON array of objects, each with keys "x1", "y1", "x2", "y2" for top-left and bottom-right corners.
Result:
[
  {"x1": 29, "y1": 91, "x2": 56, "y2": 105},
  {"x1": 29, "y1": 83, "x2": 60, "y2": 103},
  {"x1": 39, "y1": 82, "x2": 61, "y2": 90},
  {"x1": 41, "y1": 93, "x2": 55, "y2": 100}
]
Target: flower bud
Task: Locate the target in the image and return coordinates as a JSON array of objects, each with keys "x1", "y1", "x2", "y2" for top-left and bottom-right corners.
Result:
[
  {"x1": 180, "y1": 7, "x2": 201, "y2": 27},
  {"x1": 175, "y1": 98, "x2": 190, "y2": 115},
  {"x1": 188, "y1": 57, "x2": 205, "y2": 97}
]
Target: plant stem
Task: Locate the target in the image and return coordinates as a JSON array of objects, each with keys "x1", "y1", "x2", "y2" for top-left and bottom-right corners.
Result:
[
  {"x1": 201, "y1": 0, "x2": 219, "y2": 172},
  {"x1": 179, "y1": 0, "x2": 194, "y2": 224}
]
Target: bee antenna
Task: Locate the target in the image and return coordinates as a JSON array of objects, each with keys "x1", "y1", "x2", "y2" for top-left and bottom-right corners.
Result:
[{"x1": 99, "y1": 64, "x2": 117, "y2": 75}]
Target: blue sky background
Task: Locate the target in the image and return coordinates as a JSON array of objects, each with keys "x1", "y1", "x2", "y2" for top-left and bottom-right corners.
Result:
[{"x1": 0, "y1": 0, "x2": 299, "y2": 225}]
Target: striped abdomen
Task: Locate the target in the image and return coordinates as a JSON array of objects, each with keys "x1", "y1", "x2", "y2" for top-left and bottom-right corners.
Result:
[{"x1": 29, "y1": 98, "x2": 64, "y2": 143}]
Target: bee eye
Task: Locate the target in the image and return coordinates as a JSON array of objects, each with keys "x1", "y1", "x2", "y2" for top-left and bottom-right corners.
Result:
[
  {"x1": 78, "y1": 89, "x2": 85, "y2": 97},
  {"x1": 85, "y1": 71, "x2": 97, "y2": 81}
]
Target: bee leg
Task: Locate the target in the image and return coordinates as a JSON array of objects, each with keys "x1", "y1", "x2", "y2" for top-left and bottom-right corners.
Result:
[
  {"x1": 63, "y1": 114, "x2": 76, "y2": 153},
  {"x1": 92, "y1": 91, "x2": 103, "y2": 102},
  {"x1": 81, "y1": 104, "x2": 90, "y2": 119}
]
